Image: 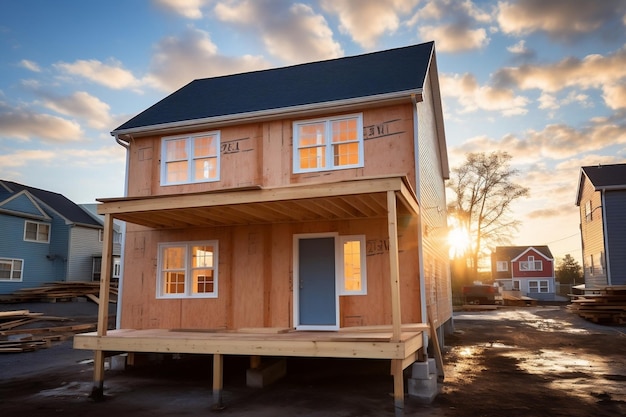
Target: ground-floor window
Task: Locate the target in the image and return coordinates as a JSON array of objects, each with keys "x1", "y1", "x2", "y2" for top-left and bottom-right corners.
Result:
[
  {"x1": 157, "y1": 241, "x2": 218, "y2": 298},
  {"x1": 338, "y1": 235, "x2": 367, "y2": 295},
  {"x1": 0, "y1": 258, "x2": 23, "y2": 281},
  {"x1": 528, "y1": 280, "x2": 549, "y2": 293}
]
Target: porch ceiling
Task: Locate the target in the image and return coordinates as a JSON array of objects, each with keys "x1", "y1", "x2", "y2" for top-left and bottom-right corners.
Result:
[{"x1": 97, "y1": 176, "x2": 419, "y2": 229}]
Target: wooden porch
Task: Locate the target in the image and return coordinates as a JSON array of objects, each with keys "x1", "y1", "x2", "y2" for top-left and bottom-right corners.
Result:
[{"x1": 83, "y1": 175, "x2": 428, "y2": 415}]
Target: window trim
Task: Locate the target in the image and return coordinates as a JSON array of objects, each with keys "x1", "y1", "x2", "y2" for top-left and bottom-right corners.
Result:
[
  {"x1": 528, "y1": 279, "x2": 549, "y2": 293},
  {"x1": 292, "y1": 113, "x2": 364, "y2": 174},
  {"x1": 338, "y1": 235, "x2": 367, "y2": 296},
  {"x1": 156, "y1": 240, "x2": 219, "y2": 299},
  {"x1": 24, "y1": 220, "x2": 50, "y2": 243},
  {"x1": 160, "y1": 131, "x2": 221, "y2": 186},
  {"x1": 0, "y1": 258, "x2": 24, "y2": 282}
]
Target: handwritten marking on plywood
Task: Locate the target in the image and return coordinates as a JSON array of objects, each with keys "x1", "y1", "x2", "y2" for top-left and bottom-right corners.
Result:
[{"x1": 363, "y1": 119, "x2": 405, "y2": 141}]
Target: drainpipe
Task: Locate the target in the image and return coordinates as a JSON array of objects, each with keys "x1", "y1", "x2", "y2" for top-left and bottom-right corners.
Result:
[
  {"x1": 411, "y1": 94, "x2": 429, "y2": 358},
  {"x1": 113, "y1": 134, "x2": 131, "y2": 329}
]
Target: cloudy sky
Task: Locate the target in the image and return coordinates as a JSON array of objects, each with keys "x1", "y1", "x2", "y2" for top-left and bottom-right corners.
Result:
[{"x1": 2, "y1": 0, "x2": 626, "y2": 264}]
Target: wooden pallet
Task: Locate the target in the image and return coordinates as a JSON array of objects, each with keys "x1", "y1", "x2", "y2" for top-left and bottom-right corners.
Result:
[{"x1": 568, "y1": 285, "x2": 626, "y2": 324}]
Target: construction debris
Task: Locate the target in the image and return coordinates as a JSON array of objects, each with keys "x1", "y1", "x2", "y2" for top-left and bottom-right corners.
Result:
[
  {"x1": 0, "y1": 281, "x2": 117, "y2": 304},
  {"x1": 568, "y1": 285, "x2": 626, "y2": 324},
  {"x1": 0, "y1": 309, "x2": 96, "y2": 353}
]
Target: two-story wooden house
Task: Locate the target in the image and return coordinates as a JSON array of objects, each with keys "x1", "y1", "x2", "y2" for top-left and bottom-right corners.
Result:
[
  {"x1": 74, "y1": 42, "x2": 452, "y2": 412},
  {"x1": 575, "y1": 164, "x2": 626, "y2": 287},
  {"x1": 0, "y1": 180, "x2": 104, "y2": 294},
  {"x1": 491, "y1": 246, "x2": 556, "y2": 300}
]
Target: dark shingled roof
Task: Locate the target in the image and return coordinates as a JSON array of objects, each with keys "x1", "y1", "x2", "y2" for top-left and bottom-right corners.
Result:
[
  {"x1": 113, "y1": 41, "x2": 435, "y2": 133},
  {"x1": 494, "y1": 246, "x2": 554, "y2": 261},
  {"x1": 581, "y1": 164, "x2": 626, "y2": 188},
  {"x1": 0, "y1": 180, "x2": 101, "y2": 227}
]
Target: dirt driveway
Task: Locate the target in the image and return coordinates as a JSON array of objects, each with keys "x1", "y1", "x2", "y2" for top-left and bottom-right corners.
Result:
[{"x1": 1, "y1": 304, "x2": 625, "y2": 416}]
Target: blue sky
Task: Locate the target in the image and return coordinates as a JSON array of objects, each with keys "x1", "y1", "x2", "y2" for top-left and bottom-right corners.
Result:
[{"x1": 2, "y1": 0, "x2": 626, "y2": 265}]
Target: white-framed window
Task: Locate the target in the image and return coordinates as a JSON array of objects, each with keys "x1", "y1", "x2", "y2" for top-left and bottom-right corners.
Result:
[
  {"x1": 338, "y1": 235, "x2": 367, "y2": 295},
  {"x1": 496, "y1": 261, "x2": 508, "y2": 272},
  {"x1": 157, "y1": 241, "x2": 218, "y2": 298},
  {"x1": 0, "y1": 258, "x2": 23, "y2": 282},
  {"x1": 161, "y1": 131, "x2": 220, "y2": 185},
  {"x1": 519, "y1": 256, "x2": 542, "y2": 271},
  {"x1": 584, "y1": 200, "x2": 593, "y2": 222},
  {"x1": 293, "y1": 114, "x2": 364, "y2": 173},
  {"x1": 528, "y1": 280, "x2": 549, "y2": 293},
  {"x1": 24, "y1": 221, "x2": 50, "y2": 243}
]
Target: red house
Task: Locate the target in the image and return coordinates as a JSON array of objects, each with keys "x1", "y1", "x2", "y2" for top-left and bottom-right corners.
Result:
[{"x1": 491, "y1": 246, "x2": 556, "y2": 300}]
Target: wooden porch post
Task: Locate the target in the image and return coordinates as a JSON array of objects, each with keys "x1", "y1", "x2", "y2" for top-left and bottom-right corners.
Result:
[
  {"x1": 212, "y1": 353, "x2": 224, "y2": 410},
  {"x1": 387, "y1": 190, "x2": 404, "y2": 415},
  {"x1": 91, "y1": 213, "x2": 113, "y2": 400}
]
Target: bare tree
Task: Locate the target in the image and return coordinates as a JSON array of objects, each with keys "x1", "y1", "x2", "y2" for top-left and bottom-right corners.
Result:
[{"x1": 447, "y1": 151, "x2": 529, "y2": 282}]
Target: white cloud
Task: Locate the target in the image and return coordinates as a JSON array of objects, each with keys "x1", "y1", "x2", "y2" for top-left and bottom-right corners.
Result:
[
  {"x1": 0, "y1": 149, "x2": 55, "y2": 168},
  {"x1": 146, "y1": 26, "x2": 269, "y2": 91},
  {"x1": 41, "y1": 91, "x2": 112, "y2": 130},
  {"x1": 54, "y1": 59, "x2": 140, "y2": 90},
  {"x1": 153, "y1": 0, "x2": 208, "y2": 19},
  {"x1": 497, "y1": 0, "x2": 626, "y2": 40},
  {"x1": 215, "y1": 0, "x2": 343, "y2": 63},
  {"x1": 0, "y1": 102, "x2": 83, "y2": 143},
  {"x1": 419, "y1": 23, "x2": 488, "y2": 52},
  {"x1": 603, "y1": 83, "x2": 626, "y2": 110},
  {"x1": 19, "y1": 59, "x2": 41, "y2": 72},
  {"x1": 441, "y1": 73, "x2": 529, "y2": 115},
  {"x1": 321, "y1": 0, "x2": 418, "y2": 49}
]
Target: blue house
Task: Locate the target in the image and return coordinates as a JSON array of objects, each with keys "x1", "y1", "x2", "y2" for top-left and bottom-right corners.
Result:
[
  {"x1": 575, "y1": 163, "x2": 626, "y2": 287},
  {"x1": 0, "y1": 180, "x2": 104, "y2": 294}
]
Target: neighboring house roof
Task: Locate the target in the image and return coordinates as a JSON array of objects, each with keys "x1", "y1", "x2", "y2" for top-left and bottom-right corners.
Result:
[
  {"x1": 575, "y1": 163, "x2": 626, "y2": 205},
  {"x1": 494, "y1": 246, "x2": 554, "y2": 261},
  {"x1": 0, "y1": 180, "x2": 102, "y2": 227},
  {"x1": 112, "y1": 41, "x2": 436, "y2": 136},
  {"x1": 80, "y1": 203, "x2": 123, "y2": 232}
]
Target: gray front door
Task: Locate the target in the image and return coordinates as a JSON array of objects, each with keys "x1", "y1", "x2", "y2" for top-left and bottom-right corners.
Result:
[{"x1": 297, "y1": 237, "x2": 337, "y2": 329}]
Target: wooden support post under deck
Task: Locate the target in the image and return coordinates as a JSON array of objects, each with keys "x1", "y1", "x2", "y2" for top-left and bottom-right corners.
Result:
[
  {"x1": 91, "y1": 213, "x2": 114, "y2": 400},
  {"x1": 387, "y1": 191, "x2": 404, "y2": 416},
  {"x1": 212, "y1": 354, "x2": 224, "y2": 410}
]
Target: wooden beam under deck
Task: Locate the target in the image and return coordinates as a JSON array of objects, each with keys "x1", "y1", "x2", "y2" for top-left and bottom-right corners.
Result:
[{"x1": 74, "y1": 327, "x2": 425, "y2": 361}]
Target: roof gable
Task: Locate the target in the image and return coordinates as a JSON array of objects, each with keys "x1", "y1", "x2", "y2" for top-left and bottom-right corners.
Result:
[
  {"x1": 0, "y1": 180, "x2": 101, "y2": 227},
  {"x1": 0, "y1": 190, "x2": 50, "y2": 220},
  {"x1": 576, "y1": 163, "x2": 626, "y2": 205},
  {"x1": 113, "y1": 42, "x2": 435, "y2": 135},
  {"x1": 495, "y1": 245, "x2": 553, "y2": 261}
]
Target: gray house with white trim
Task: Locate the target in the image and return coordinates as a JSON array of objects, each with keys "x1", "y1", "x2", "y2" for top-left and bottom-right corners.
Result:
[{"x1": 575, "y1": 164, "x2": 626, "y2": 287}]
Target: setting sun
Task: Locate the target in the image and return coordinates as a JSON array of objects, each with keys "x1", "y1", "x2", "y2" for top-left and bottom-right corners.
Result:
[{"x1": 448, "y1": 226, "x2": 471, "y2": 258}]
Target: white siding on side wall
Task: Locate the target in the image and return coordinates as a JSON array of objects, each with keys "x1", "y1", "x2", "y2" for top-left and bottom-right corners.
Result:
[{"x1": 67, "y1": 226, "x2": 102, "y2": 281}]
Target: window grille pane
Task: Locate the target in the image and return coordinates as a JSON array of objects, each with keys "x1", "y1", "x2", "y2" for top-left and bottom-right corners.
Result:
[
  {"x1": 299, "y1": 147, "x2": 326, "y2": 169},
  {"x1": 299, "y1": 123, "x2": 325, "y2": 147},
  {"x1": 332, "y1": 119, "x2": 357, "y2": 143},
  {"x1": 333, "y1": 142, "x2": 359, "y2": 166},
  {"x1": 194, "y1": 157, "x2": 217, "y2": 181},
  {"x1": 192, "y1": 246, "x2": 214, "y2": 268},
  {"x1": 166, "y1": 160, "x2": 188, "y2": 183},
  {"x1": 165, "y1": 272, "x2": 185, "y2": 294},
  {"x1": 193, "y1": 135, "x2": 217, "y2": 158},
  {"x1": 163, "y1": 247, "x2": 185, "y2": 269},
  {"x1": 166, "y1": 139, "x2": 187, "y2": 160},
  {"x1": 193, "y1": 271, "x2": 214, "y2": 294},
  {"x1": 38, "y1": 224, "x2": 49, "y2": 241},
  {"x1": 25, "y1": 222, "x2": 37, "y2": 240},
  {"x1": 343, "y1": 240, "x2": 362, "y2": 291}
]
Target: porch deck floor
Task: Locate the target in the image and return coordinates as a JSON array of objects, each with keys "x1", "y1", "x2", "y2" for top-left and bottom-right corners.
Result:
[{"x1": 74, "y1": 323, "x2": 428, "y2": 360}]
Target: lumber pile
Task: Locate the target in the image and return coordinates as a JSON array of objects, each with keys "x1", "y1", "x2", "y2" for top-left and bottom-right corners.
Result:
[
  {"x1": 0, "y1": 281, "x2": 118, "y2": 304},
  {"x1": 568, "y1": 285, "x2": 626, "y2": 324},
  {"x1": 0, "y1": 309, "x2": 96, "y2": 353},
  {"x1": 502, "y1": 290, "x2": 538, "y2": 307}
]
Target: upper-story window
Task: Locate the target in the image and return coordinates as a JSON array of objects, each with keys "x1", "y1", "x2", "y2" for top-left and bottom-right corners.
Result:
[
  {"x1": 161, "y1": 131, "x2": 220, "y2": 185},
  {"x1": 519, "y1": 256, "x2": 542, "y2": 271},
  {"x1": 496, "y1": 261, "x2": 508, "y2": 272},
  {"x1": 293, "y1": 114, "x2": 364, "y2": 173},
  {"x1": 24, "y1": 221, "x2": 50, "y2": 243},
  {"x1": 584, "y1": 200, "x2": 593, "y2": 222}
]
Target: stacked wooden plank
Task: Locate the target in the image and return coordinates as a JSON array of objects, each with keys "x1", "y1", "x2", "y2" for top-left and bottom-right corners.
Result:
[
  {"x1": 0, "y1": 309, "x2": 95, "y2": 353},
  {"x1": 0, "y1": 281, "x2": 118, "y2": 304},
  {"x1": 568, "y1": 285, "x2": 626, "y2": 324}
]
